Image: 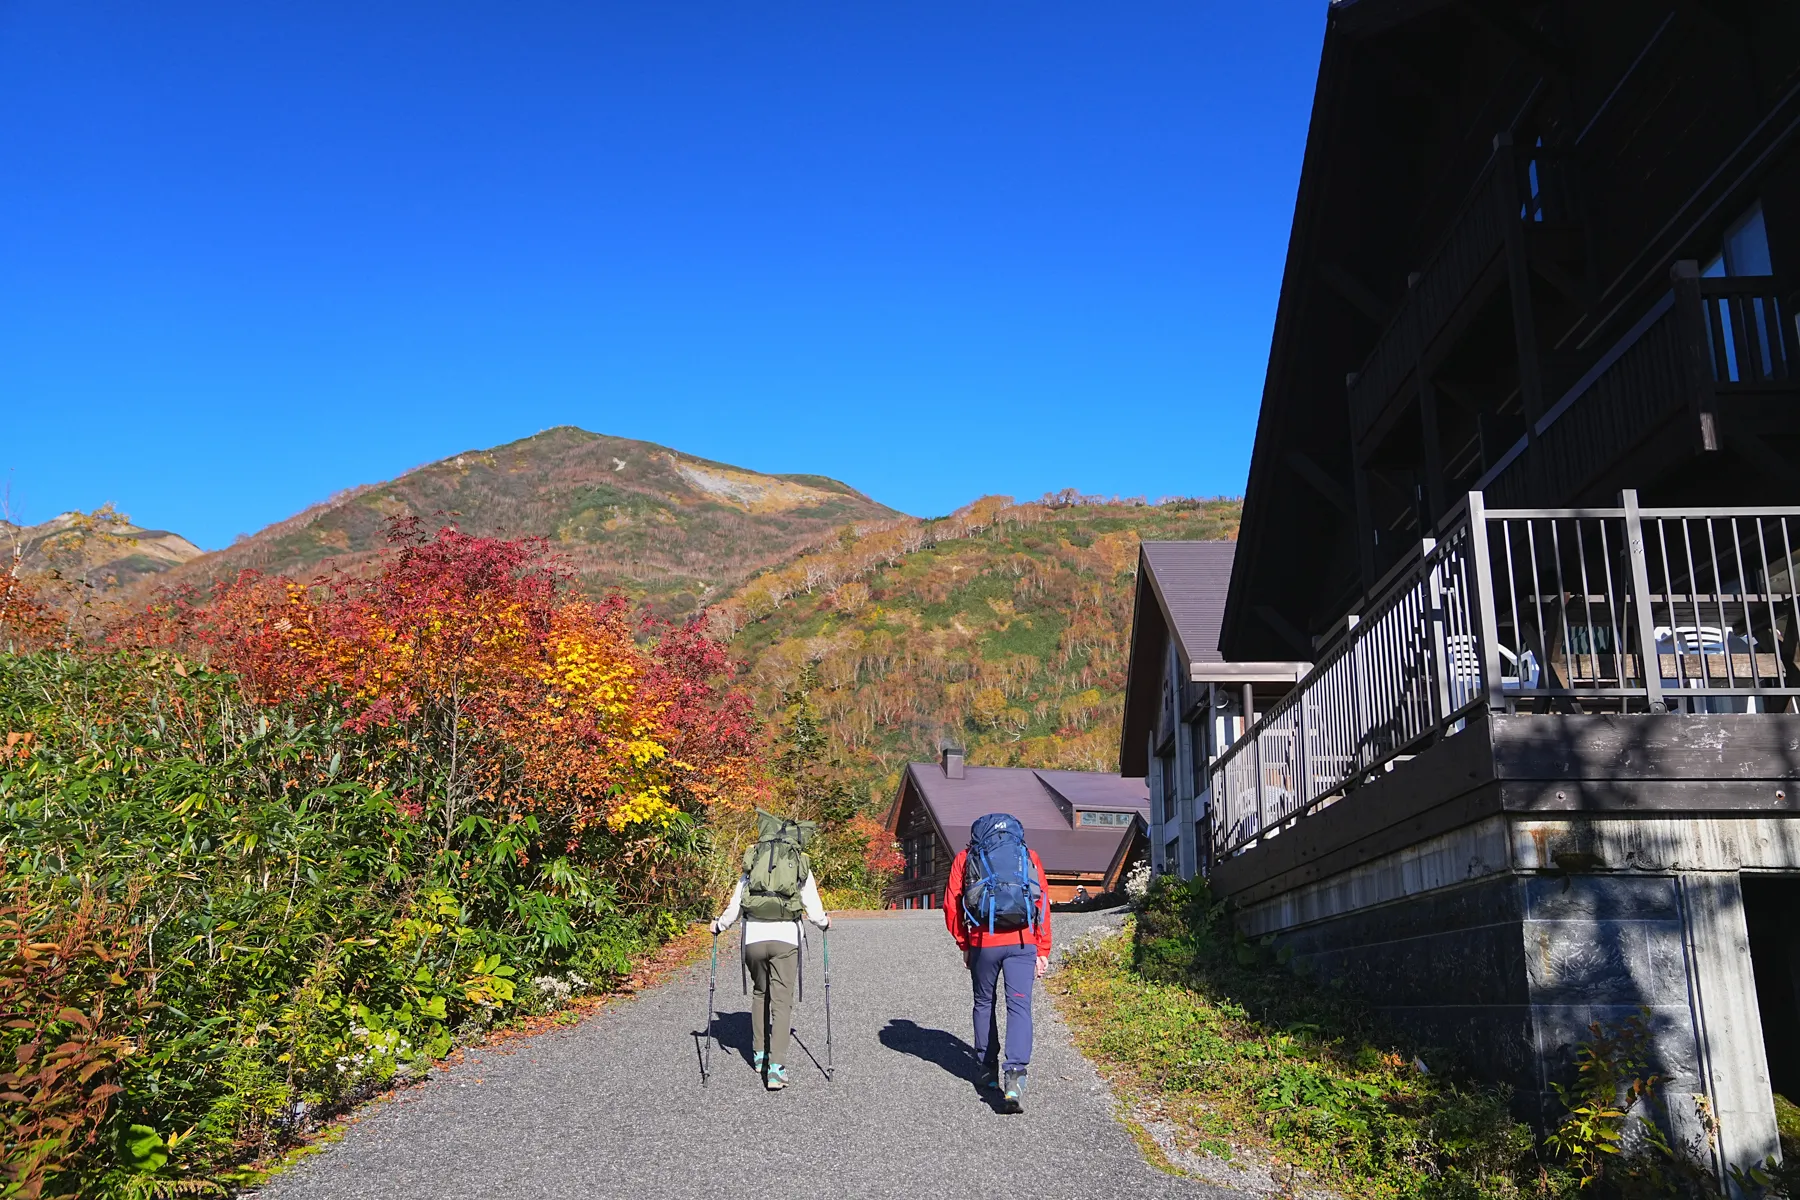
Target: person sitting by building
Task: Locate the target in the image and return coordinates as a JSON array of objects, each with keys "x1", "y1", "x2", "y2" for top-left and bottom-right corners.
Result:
[
  {"x1": 945, "y1": 812, "x2": 1052, "y2": 1112},
  {"x1": 712, "y1": 811, "x2": 830, "y2": 1090}
]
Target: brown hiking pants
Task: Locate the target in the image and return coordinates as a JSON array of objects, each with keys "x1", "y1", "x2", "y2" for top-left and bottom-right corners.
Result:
[{"x1": 745, "y1": 940, "x2": 798, "y2": 1066}]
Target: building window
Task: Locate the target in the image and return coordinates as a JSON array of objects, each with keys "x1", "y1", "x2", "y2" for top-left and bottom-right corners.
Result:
[
  {"x1": 1704, "y1": 204, "x2": 1772, "y2": 278},
  {"x1": 902, "y1": 834, "x2": 934, "y2": 881},
  {"x1": 1159, "y1": 751, "x2": 1178, "y2": 824},
  {"x1": 1190, "y1": 718, "x2": 1209, "y2": 796},
  {"x1": 1078, "y1": 810, "x2": 1134, "y2": 827}
]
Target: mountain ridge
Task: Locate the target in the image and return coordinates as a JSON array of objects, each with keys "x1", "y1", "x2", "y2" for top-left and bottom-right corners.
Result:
[
  {"x1": 25, "y1": 431, "x2": 1243, "y2": 799},
  {"x1": 3, "y1": 507, "x2": 204, "y2": 591},
  {"x1": 135, "y1": 426, "x2": 900, "y2": 616}
]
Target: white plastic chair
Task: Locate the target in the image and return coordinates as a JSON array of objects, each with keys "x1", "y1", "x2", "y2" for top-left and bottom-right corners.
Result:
[
  {"x1": 1655, "y1": 625, "x2": 1755, "y2": 712},
  {"x1": 1444, "y1": 634, "x2": 1538, "y2": 691}
]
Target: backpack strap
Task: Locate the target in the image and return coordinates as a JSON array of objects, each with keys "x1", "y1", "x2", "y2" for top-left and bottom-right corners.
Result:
[{"x1": 1020, "y1": 845, "x2": 1035, "y2": 932}]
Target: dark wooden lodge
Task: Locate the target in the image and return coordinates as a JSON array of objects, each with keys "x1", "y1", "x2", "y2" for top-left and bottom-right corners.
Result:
[{"x1": 1196, "y1": 0, "x2": 1800, "y2": 1186}]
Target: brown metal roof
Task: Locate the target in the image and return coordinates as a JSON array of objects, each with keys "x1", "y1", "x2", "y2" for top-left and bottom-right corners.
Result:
[
  {"x1": 1140, "y1": 541, "x2": 1237, "y2": 665},
  {"x1": 896, "y1": 763, "x2": 1147, "y2": 877},
  {"x1": 1120, "y1": 542, "x2": 1311, "y2": 776}
]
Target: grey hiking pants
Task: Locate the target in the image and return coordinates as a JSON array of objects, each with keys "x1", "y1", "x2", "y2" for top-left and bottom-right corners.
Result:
[{"x1": 745, "y1": 940, "x2": 798, "y2": 1066}]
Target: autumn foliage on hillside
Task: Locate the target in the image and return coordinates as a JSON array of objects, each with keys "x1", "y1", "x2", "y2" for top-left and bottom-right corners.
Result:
[
  {"x1": 1, "y1": 522, "x2": 771, "y2": 1193},
  {"x1": 0, "y1": 572, "x2": 64, "y2": 653},
  {"x1": 140, "y1": 519, "x2": 762, "y2": 848},
  {"x1": 724, "y1": 494, "x2": 1243, "y2": 801}
]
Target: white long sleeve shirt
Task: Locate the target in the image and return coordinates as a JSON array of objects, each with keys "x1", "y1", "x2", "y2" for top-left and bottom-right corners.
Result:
[{"x1": 715, "y1": 872, "x2": 829, "y2": 947}]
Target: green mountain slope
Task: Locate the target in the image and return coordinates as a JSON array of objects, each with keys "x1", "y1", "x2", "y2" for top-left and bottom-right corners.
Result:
[
  {"x1": 146, "y1": 427, "x2": 899, "y2": 615},
  {"x1": 719, "y1": 495, "x2": 1242, "y2": 803}
]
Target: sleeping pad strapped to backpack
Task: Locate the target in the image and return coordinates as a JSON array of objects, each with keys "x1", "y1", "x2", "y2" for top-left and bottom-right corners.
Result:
[
  {"x1": 961, "y1": 812, "x2": 1042, "y2": 935},
  {"x1": 742, "y1": 809, "x2": 817, "y2": 921}
]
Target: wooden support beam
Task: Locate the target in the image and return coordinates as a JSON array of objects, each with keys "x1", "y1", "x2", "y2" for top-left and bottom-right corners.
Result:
[
  {"x1": 1495, "y1": 135, "x2": 1551, "y2": 493},
  {"x1": 1418, "y1": 378, "x2": 1448, "y2": 525},
  {"x1": 1319, "y1": 262, "x2": 1392, "y2": 326},
  {"x1": 1255, "y1": 605, "x2": 1315, "y2": 659},
  {"x1": 1432, "y1": 376, "x2": 1484, "y2": 413},
  {"x1": 1284, "y1": 449, "x2": 1355, "y2": 514},
  {"x1": 1530, "y1": 255, "x2": 1589, "y2": 305},
  {"x1": 1721, "y1": 424, "x2": 1800, "y2": 489},
  {"x1": 1352, "y1": 451, "x2": 1378, "y2": 592}
]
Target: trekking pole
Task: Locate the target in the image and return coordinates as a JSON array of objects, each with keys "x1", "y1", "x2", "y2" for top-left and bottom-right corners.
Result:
[
  {"x1": 822, "y1": 926, "x2": 834, "y2": 1081},
  {"x1": 702, "y1": 932, "x2": 718, "y2": 1086}
]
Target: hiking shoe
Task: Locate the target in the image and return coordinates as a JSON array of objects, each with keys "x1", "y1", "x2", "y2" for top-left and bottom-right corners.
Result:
[
  {"x1": 766, "y1": 1063, "x2": 788, "y2": 1091},
  {"x1": 752, "y1": 1051, "x2": 767, "y2": 1072},
  {"x1": 1001, "y1": 1069, "x2": 1026, "y2": 1112},
  {"x1": 979, "y1": 1066, "x2": 1002, "y2": 1092}
]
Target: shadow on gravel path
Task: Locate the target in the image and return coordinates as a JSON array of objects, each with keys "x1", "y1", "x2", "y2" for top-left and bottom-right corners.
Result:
[
  {"x1": 878, "y1": 1018, "x2": 1009, "y2": 1114},
  {"x1": 706, "y1": 1010, "x2": 755, "y2": 1066}
]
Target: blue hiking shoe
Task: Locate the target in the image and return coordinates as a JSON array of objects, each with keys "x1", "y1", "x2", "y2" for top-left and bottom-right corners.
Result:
[
  {"x1": 979, "y1": 1064, "x2": 1002, "y2": 1092},
  {"x1": 1002, "y1": 1069, "x2": 1026, "y2": 1112},
  {"x1": 766, "y1": 1063, "x2": 789, "y2": 1091},
  {"x1": 753, "y1": 1051, "x2": 767, "y2": 1073}
]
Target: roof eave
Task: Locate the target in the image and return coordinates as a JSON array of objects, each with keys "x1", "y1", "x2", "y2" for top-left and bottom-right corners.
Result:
[
  {"x1": 1220, "y1": 8, "x2": 1355, "y2": 661},
  {"x1": 1188, "y1": 660, "x2": 1312, "y2": 683},
  {"x1": 1118, "y1": 558, "x2": 1168, "y2": 777}
]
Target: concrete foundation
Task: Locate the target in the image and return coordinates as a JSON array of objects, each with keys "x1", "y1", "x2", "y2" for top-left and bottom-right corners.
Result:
[{"x1": 1232, "y1": 812, "x2": 1798, "y2": 1187}]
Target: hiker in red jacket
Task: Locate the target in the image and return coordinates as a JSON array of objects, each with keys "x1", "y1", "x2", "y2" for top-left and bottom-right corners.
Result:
[{"x1": 946, "y1": 812, "x2": 1052, "y2": 1112}]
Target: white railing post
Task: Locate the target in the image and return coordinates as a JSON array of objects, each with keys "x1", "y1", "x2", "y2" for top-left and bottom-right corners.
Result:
[
  {"x1": 1245, "y1": 683, "x2": 1266, "y2": 843},
  {"x1": 1621, "y1": 489, "x2": 1667, "y2": 713},
  {"x1": 1208, "y1": 762, "x2": 1223, "y2": 859},
  {"x1": 1465, "y1": 491, "x2": 1507, "y2": 712},
  {"x1": 1422, "y1": 536, "x2": 1451, "y2": 726},
  {"x1": 1347, "y1": 613, "x2": 1368, "y2": 771},
  {"x1": 1296, "y1": 685, "x2": 1314, "y2": 811}
]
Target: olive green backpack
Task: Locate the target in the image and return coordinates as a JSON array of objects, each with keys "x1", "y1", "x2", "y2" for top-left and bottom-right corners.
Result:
[{"x1": 741, "y1": 810, "x2": 816, "y2": 921}]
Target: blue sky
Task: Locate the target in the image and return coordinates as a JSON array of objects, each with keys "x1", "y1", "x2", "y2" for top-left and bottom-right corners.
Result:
[{"x1": 1, "y1": 1, "x2": 1324, "y2": 549}]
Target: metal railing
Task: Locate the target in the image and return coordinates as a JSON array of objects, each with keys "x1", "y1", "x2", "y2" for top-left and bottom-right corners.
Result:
[
  {"x1": 1482, "y1": 271, "x2": 1796, "y2": 510},
  {"x1": 1211, "y1": 493, "x2": 1800, "y2": 858}
]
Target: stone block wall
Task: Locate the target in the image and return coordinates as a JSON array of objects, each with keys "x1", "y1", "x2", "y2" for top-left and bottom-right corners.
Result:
[{"x1": 1244, "y1": 851, "x2": 1780, "y2": 1184}]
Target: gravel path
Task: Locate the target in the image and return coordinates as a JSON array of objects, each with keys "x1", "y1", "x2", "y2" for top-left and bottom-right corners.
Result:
[{"x1": 262, "y1": 908, "x2": 1242, "y2": 1199}]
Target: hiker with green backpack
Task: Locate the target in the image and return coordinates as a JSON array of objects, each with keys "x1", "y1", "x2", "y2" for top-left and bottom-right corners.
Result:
[{"x1": 711, "y1": 810, "x2": 830, "y2": 1091}]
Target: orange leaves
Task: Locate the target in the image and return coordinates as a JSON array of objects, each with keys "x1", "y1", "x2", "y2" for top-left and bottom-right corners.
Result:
[
  {"x1": 0, "y1": 573, "x2": 63, "y2": 654},
  {"x1": 2, "y1": 732, "x2": 33, "y2": 763},
  {"x1": 0, "y1": 884, "x2": 155, "y2": 1199},
  {"x1": 145, "y1": 523, "x2": 761, "y2": 845},
  {"x1": 848, "y1": 813, "x2": 904, "y2": 878}
]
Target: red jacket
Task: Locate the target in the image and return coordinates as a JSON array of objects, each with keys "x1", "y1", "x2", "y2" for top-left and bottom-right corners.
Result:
[{"x1": 945, "y1": 847, "x2": 1052, "y2": 957}]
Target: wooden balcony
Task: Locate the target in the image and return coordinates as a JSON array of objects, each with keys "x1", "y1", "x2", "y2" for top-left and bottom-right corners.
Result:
[
  {"x1": 1482, "y1": 269, "x2": 1797, "y2": 508},
  {"x1": 1210, "y1": 493, "x2": 1800, "y2": 860},
  {"x1": 1347, "y1": 138, "x2": 1579, "y2": 449}
]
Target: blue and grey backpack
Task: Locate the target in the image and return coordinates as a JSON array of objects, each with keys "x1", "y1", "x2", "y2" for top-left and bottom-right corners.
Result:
[{"x1": 961, "y1": 812, "x2": 1042, "y2": 934}]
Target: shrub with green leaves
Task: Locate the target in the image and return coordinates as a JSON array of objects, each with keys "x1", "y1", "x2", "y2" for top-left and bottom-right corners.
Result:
[
  {"x1": 1059, "y1": 877, "x2": 1800, "y2": 1198},
  {"x1": 1054, "y1": 876, "x2": 1557, "y2": 1199},
  {"x1": 0, "y1": 650, "x2": 700, "y2": 1194}
]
